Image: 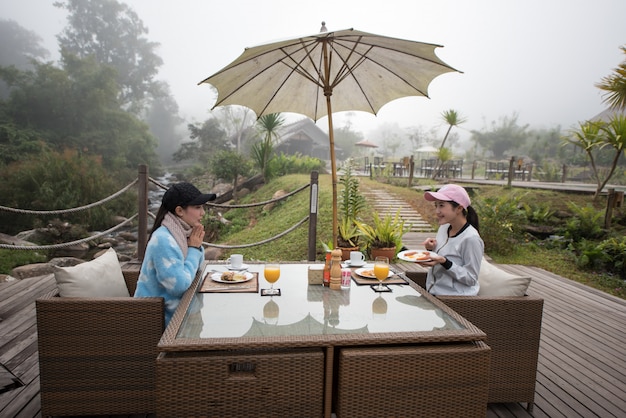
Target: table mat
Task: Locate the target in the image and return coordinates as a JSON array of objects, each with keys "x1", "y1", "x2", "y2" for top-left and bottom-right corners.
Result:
[
  {"x1": 350, "y1": 269, "x2": 407, "y2": 286},
  {"x1": 200, "y1": 272, "x2": 259, "y2": 293}
]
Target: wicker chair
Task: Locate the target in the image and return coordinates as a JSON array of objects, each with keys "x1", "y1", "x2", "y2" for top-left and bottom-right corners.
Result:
[
  {"x1": 405, "y1": 272, "x2": 543, "y2": 411},
  {"x1": 36, "y1": 266, "x2": 164, "y2": 417}
]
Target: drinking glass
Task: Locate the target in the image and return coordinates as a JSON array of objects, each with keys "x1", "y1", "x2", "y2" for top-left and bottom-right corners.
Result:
[
  {"x1": 373, "y1": 256, "x2": 389, "y2": 291},
  {"x1": 263, "y1": 299, "x2": 279, "y2": 325},
  {"x1": 263, "y1": 263, "x2": 281, "y2": 295}
]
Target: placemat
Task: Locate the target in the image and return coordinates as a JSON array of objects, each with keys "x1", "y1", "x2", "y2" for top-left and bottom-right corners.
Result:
[
  {"x1": 350, "y1": 269, "x2": 408, "y2": 286},
  {"x1": 200, "y1": 272, "x2": 259, "y2": 293}
]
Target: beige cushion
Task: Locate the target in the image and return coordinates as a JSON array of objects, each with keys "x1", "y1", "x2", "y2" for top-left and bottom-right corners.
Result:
[
  {"x1": 478, "y1": 257, "x2": 531, "y2": 296},
  {"x1": 54, "y1": 248, "x2": 130, "y2": 297}
]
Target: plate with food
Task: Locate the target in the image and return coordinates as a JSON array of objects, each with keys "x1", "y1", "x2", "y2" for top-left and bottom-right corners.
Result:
[
  {"x1": 209, "y1": 271, "x2": 254, "y2": 283},
  {"x1": 354, "y1": 267, "x2": 394, "y2": 279},
  {"x1": 397, "y1": 250, "x2": 438, "y2": 263}
]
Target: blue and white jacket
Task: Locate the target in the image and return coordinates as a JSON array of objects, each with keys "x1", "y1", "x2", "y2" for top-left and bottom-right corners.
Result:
[{"x1": 134, "y1": 226, "x2": 203, "y2": 326}]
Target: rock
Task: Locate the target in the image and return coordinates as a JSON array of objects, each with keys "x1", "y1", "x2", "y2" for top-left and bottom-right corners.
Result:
[
  {"x1": 203, "y1": 246, "x2": 224, "y2": 261},
  {"x1": 117, "y1": 231, "x2": 137, "y2": 242},
  {"x1": 48, "y1": 257, "x2": 85, "y2": 267},
  {"x1": 0, "y1": 274, "x2": 18, "y2": 283},
  {"x1": 111, "y1": 215, "x2": 128, "y2": 225},
  {"x1": 0, "y1": 232, "x2": 36, "y2": 247},
  {"x1": 263, "y1": 189, "x2": 287, "y2": 212},
  {"x1": 11, "y1": 263, "x2": 55, "y2": 280}
]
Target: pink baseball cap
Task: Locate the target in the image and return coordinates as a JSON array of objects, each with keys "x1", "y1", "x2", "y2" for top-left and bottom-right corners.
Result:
[{"x1": 424, "y1": 184, "x2": 471, "y2": 209}]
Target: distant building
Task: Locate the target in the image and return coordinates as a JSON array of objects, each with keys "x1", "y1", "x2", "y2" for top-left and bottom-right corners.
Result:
[
  {"x1": 275, "y1": 118, "x2": 332, "y2": 160},
  {"x1": 591, "y1": 108, "x2": 625, "y2": 122}
]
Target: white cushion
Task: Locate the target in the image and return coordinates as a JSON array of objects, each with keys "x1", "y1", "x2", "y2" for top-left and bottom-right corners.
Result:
[
  {"x1": 54, "y1": 248, "x2": 130, "y2": 297},
  {"x1": 478, "y1": 257, "x2": 531, "y2": 296}
]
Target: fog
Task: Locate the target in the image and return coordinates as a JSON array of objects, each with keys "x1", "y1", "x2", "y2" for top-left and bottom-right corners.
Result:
[{"x1": 2, "y1": 0, "x2": 625, "y2": 141}]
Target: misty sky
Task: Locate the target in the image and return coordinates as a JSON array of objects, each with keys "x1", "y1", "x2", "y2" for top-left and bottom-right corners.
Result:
[{"x1": 2, "y1": 0, "x2": 625, "y2": 143}]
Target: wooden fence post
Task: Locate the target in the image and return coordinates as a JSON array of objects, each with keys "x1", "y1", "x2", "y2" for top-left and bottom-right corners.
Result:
[
  {"x1": 408, "y1": 156, "x2": 414, "y2": 187},
  {"x1": 471, "y1": 161, "x2": 476, "y2": 179},
  {"x1": 604, "y1": 188, "x2": 624, "y2": 229},
  {"x1": 562, "y1": 164, "x2": 567, "y2": 183},
  {"x1": 507, "y1": 157, "x2": 515, "y2": 187},
  {"x1": 137, "y1": 164, "x2": 148, "y2": 261},
  {"x1": 307, "y1": 171, "x2": 319, "y2": 261}
]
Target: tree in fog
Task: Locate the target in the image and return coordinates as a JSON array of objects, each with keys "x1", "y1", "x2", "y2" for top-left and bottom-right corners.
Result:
[
  {"x1": 215, "y1": 106, "x2": 256, "y2": 153},
  {"x1": 432, "y1": 109, "x2": 466, "y2": 178},
  {"x1": 0, "y1": 51, "x2": 158, "y2": 172},
  {"x1": 55, "y1": 0, "x2": 164, "y2": 113},
  {"x1": 0, "y1": 19, "x2": 50, "y2": 99},
  {"x1": 471, "y1": 113, "x2": 530, "y2": 159},
  {"x1": 0, "y1": 19, "x2": 49, "y2": 70},
  {"x1": 144, "y1": 82, "x2": 185, "y2": 164},
  {"x1": 174, "y1": 117, "x2": 229, "y2": 163},
  {"x1": 252, "y1": 113, "x2": 284, "y2": 182}
]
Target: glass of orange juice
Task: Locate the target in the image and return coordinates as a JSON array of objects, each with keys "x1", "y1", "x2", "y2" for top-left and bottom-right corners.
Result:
[
  {"x1": 373, "y1": 256, "x2": 389, "y2": 291},
  {"x1": 263, "y1": 263, "x2": 281, "y2": 295}
]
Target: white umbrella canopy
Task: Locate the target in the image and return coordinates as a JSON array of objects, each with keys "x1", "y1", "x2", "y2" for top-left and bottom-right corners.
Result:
[
  {"x1": 355, "y1": 139, "x2": 379, "y2": 148},
  {"x1": 199, "y1": 25, "x2": 459, "y2": 246}
]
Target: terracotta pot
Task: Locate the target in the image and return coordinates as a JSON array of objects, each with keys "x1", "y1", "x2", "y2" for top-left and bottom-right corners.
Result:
[
  {"x1": 338, "y1": 246, "x2": 359, "y2": 261},
  {"x1": 369, "y1": 246, "x2": 396, "y2": 261}
]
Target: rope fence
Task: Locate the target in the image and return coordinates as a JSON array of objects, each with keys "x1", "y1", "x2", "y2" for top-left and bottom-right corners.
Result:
[{"x1": 1, "y1": 166, "x2": 320, "y2": 261}]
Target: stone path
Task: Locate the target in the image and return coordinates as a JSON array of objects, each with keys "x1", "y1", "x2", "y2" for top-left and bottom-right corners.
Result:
[{"x1": 359, "y1": 186, "x2": 434, "y2": 250}]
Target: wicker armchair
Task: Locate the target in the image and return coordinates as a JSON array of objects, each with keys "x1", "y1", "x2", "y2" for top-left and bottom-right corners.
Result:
[
  {"x1": 36, "y1": 266, "x2": 164, "y2": 417},
  {"x1": 405, "y1": 272, "x2": 543, "y2": 411}
]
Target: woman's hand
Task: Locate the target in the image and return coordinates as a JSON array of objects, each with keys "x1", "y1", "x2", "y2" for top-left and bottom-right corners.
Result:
[
  {"x1": 187, "y1": 224, "x2": 205, "y2": 248},
  {"x1": 419, "y1": 253, "x2": 446, "y2": 267},
  {"x1": 422, "y1": 238, "x2": 437, "y2": 251}
]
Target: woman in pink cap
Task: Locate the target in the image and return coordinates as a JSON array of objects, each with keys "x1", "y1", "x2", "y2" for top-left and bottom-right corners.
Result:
[{"x1": 421, "y1": 184, "x2": 483, "y2": 295}]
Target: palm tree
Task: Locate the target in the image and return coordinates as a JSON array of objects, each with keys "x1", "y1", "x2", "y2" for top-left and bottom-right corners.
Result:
[
  {"x1": 432, "y1": 109, "x2": 466, "y2": 179},
  {"x1": 252, "y1": 113, "x2": 285, "y2": 182},
  {"x1": 563, "y1": 116, "x2": 626, "y2": 200},
  {"x1": 595, "y1": 45, "x2": 626, "y2": 110}
]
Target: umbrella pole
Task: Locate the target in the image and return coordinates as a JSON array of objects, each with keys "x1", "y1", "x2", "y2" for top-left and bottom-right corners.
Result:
[
  {"x1": 321, "y1": 40, "x2": 338, "y2": 248},
  {"x1": 326, "y1": 95, "x2": 338, "y2": 248}
]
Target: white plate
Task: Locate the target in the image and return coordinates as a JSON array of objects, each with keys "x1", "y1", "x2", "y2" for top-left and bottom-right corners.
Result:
[
  {"x1": 210, "y1": 271, "x2": 254, "y2": 284},
  {"x1": 226, "y1": 263, "x2": 249, "y2": 271},
  {"x1": 345, "y1": 260, "x2": 366, "y2": 267},
  {"x1": 397, "y1": 249, "x2": 438, "y2": 263},
  {"x1": 354, "y1": 267, "x2": 394, "y2": 279}
]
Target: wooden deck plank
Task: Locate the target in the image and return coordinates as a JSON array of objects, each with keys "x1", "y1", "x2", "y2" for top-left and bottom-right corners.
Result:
[
  {"x1": 500, "y1": 264, "x2": 626, "y2": 418},
  {"x1": 0, "y1": 265, "x2": 624, "y2": 417}
]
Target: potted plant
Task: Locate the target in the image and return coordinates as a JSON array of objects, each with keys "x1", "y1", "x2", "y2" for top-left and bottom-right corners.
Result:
[
  {"x1": 355, "y1": 210, "x2": 409, "y2": 260},
  {"x1": 336, "y1": 160, "x2": 366, "y2": 260}
]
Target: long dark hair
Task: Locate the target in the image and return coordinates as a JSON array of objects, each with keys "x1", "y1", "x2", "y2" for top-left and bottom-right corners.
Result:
[
  {"x1": 149, "y1": 203, "x2": 187, "y2": 240},
  {"x1": 450, "y1": 201, "x2": 480, "y2": 233}
]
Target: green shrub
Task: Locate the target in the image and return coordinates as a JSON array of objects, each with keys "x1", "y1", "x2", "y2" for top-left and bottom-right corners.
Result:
[
  {"x1": 473, "y1": 193, "x2": 526, "y2": 255},
  {"x1": 0, "y1": 249, "x2": 48, "y2": 275},
  {"x1": 522, "y1": 201, "x2": 556, "y2": 224},
  {"x1": 563, "y1": 202, "x2": 606, "y2": 242},
  {"x1": 597, "y1": 236, "x2": 626, "y2": 279},
  {"x1": 268, "y1": 152, "x2": 325, "y2": 177},
  {"x1": 570, "y1": 236, "x2": 626, "y2": 280},
  {"x1": 0, "y1": 150, "x2": 135, "y2": 235}
]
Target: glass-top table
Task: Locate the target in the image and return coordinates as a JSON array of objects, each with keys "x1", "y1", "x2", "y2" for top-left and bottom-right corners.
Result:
[
  {"x1": 155, "y1": 262, "x2": 490, "y2": 418},
  {"x1": 159, "y1": 263, "x2": 486, "y2": 351}
]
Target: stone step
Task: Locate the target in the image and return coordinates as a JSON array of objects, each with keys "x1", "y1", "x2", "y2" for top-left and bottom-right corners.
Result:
[{"x1": 360, "y1": 188, "x2": 434, "y2": 233}]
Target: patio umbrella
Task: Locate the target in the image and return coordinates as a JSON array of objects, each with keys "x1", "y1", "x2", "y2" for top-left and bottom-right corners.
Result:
[
  {"x1": 199, "y1": 24, "x2": 459, "y2": 246},
  {"x1": 354, "y1": 139, "x2": 379, "y2": 149}
]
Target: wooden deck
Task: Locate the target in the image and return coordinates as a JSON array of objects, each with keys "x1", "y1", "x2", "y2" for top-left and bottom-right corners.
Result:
[{"x1": 1, "y1": 265, "x2": 624, "y2": 418}]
